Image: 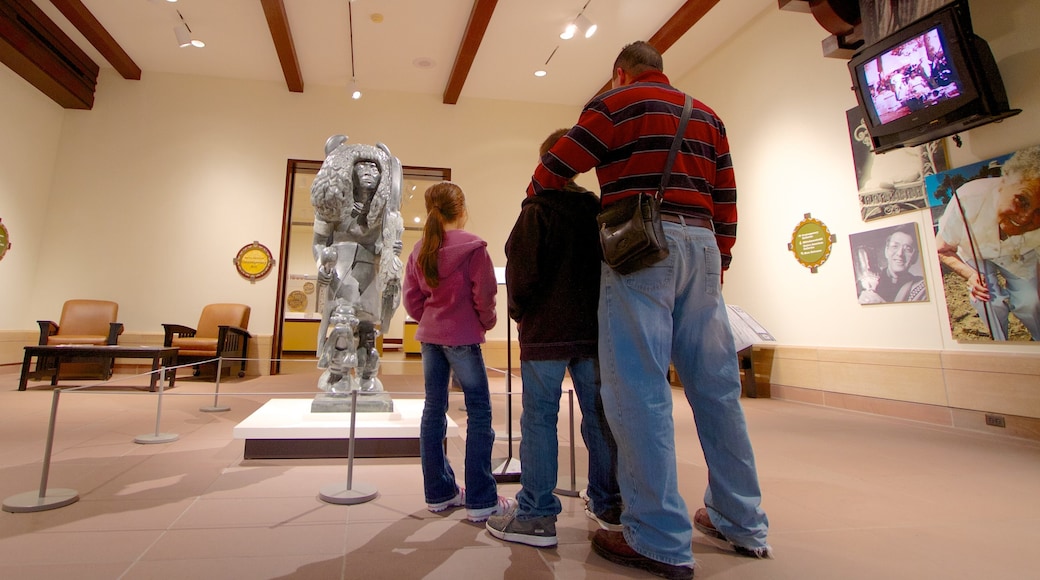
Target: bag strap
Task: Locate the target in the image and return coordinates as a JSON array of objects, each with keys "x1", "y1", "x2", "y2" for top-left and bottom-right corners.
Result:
[{"x1": 656, "y1": 95, "x2": 693, "y2": 202}]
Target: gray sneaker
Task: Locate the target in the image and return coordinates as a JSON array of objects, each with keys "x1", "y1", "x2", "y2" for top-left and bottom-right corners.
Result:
[{"x1": 486, "y1": 512, "x2": 558, "y2": 548}]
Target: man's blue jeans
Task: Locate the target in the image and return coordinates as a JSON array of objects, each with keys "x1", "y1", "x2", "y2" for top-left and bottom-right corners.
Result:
[
  {"x1": 419, "y1": 343, "x2": 498, "y2": 510},
  {"x1": 516, "y1": 358, "x2": 621, "y2": 519},
  {"x1": 598, "y1": 222, "x2": 769, "y2": 567}
]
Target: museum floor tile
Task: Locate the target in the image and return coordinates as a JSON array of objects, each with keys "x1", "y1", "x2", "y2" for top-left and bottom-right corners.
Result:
[{"x1": 1, "y1": 360, "x2": 1038, "y2": 579}]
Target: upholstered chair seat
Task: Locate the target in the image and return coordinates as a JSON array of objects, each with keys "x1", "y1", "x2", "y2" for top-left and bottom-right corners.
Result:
[
  {"x1": 163, "y1": 303, "x2": 251, "y2": 379},
  {"x1": 34, "y1": 299, "x2": 124, "y2": 379}
]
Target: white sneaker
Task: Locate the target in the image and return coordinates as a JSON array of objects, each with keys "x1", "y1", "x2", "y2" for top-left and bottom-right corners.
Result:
[
  {"x1": 427, "y1": 489, "x2": 465, "y2": 513},
  {"x1": 466, "y1": 496, "x2": 517, "y2": 523}
]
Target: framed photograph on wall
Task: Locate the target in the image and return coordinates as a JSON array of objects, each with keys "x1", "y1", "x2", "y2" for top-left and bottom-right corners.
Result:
[
  {"x1": 846, "y1": 107, "x2": 949, "y2": 222},
  {"x1": 849, "y1": 222, "x2": 928, "y2": 304},
  {"x1": 926, "y1": 145, "x2": 1040, "y2": 342}
]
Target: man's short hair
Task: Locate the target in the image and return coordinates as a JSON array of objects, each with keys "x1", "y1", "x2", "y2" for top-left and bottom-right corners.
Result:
[{"x1": 613, "y1": 41, "x2": 663, "y2": 75}]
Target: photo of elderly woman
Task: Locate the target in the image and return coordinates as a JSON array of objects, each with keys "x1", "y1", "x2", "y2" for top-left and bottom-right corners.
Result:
[
  {"x1": 850, "y1": 222, "x2": 929, "y2": 304},
  {"x1": 929, "y1": 145, "x2": 1040, "y2": 341}
]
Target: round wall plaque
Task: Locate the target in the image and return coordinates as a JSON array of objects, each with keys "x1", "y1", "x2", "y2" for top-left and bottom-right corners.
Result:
[
  {"x1": 0, "y1": 218, "x2": 9, "y2": 262},
  {"x1": 788, "y1": 213, "x2": 836, "y2": 273},
  {"x1": 287, "y1": 290, "x2": 307, "y2": 312},
  {"x1": 234, "y1": 241, "x2": 275, "y2": 283}
]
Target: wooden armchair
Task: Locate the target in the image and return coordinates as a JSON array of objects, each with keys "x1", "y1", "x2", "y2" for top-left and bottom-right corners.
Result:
[
  {"x1": 163, "y1": 303, "x2": 251, "y2": 379},
  {"x1": 33, "y1": 299, "x2": 124, "y2": 380}
]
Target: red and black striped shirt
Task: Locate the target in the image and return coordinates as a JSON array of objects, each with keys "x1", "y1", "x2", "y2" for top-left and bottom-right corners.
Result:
[{"x1": 528, "y1": 71, "x2": 737, "y2": 269}]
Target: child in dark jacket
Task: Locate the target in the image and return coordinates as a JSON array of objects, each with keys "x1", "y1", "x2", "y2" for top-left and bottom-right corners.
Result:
[{"x1": 486, "y1": 129, "x2": 622, "y2": 548}]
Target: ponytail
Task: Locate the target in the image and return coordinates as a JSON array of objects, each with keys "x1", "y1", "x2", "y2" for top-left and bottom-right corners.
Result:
[{"x1": 416, "y1": 182, "x2": 466, "y2": 288}]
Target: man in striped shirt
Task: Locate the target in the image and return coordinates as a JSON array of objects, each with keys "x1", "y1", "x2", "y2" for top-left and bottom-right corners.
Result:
[{"x1": 529, "y1": 41, "x2": 771, "y2": 579}]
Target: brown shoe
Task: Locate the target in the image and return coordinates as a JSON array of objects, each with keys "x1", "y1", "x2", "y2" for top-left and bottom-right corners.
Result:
[
  {"x1": 591, "y1": 529, "x2": 693, "y2": 580},
  {"x1": 693, "y1": 508, "x2": 726, "y2": 541},
  {"x1": 693, "y1": 508, "x2": 773, "y2": 559}
]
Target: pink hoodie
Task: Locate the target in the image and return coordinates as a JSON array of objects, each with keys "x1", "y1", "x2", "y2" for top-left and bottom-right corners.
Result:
[{"x1": 403, "y1": 229, "x2": 498, "y2": 346}]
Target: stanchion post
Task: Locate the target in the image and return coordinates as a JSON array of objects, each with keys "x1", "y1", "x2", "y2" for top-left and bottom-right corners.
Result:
[
  {"x1": 492, "y1": 319, "x2": 521, "y2": 481},
  {"x1": 134, "y1": 367, "x2": 180, "y2": 444},
  {"x1": 319, "y1": 389, "x2": 378, "y2": 505},
  {"x1": 3, "y1": 389, "x2": 79, "y2": 512},
  {"x1": 200, "y1": 356, "x2": 230, "y2": 412},
  {"x1": 555, "y1": 387, "x2": 586, "y2": 497}
]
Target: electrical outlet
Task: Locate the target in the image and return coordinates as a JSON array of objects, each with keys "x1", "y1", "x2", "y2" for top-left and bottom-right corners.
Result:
[{"x1": 984, "y1": 414, "x2": 1006, "y2": 428}]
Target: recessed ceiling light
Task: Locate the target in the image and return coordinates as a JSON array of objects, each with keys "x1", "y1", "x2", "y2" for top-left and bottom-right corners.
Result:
[
  {"x1": 413, "y1": 57, "x2": 435, "y2": 69},
  {"x1": 534, "y1": 70, "x2": 547, "y2": 77},
  {"x1": 370, "y1": 13, "x2": 384, "y2": 23}
]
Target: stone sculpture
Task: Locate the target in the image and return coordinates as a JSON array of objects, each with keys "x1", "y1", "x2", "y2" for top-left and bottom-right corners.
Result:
[{"x1": 310, "y1": 135, "x2": 404, "y2": 412}]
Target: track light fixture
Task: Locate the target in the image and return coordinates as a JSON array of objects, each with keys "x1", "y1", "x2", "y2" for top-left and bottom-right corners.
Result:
[
  {"x1": 173, "y1": 10, "x2": 204, "y2": 48},
  {"x1": 561, "y1": 1, "x2": 596, "y2": 40},
  {"x1": 561, "y1": 13, "x2": 596, "y2": 40},
  {"x1": 347, "y1": 0, "x2": 361, "y2": 100},
  {"x1": 174, "y1": 22, "x2": 192, "y2": 47}
]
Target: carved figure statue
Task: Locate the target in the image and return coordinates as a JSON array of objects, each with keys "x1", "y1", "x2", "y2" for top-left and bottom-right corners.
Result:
[{"x1": 310, "y1": 135, "x2": 404, "y2": 397}]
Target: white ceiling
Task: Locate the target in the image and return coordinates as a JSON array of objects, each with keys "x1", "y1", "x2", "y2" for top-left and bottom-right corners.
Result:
[{"x1": 31, "y1": 0, "x2": 779, "y2": 107}]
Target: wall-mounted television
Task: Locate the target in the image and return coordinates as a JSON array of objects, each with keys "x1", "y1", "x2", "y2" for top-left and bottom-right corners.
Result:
[{"x1": 848, "y1": 0, "x2": 1020, "y2": 154}]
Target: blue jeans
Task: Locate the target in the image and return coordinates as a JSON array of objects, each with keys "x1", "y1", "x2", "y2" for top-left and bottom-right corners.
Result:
[
  {"x1": 516, "y1": 358, "x2": 621, "y2": 519},
  {"x1": 974, "y1": 256, "x2": 1040, "y2": 340},
  {"x1": 419, "y1": 343, "x2": 498, "y2": 510},
  {"x1": 598, "y1": 222, "x2": 769, "y2": 567}
]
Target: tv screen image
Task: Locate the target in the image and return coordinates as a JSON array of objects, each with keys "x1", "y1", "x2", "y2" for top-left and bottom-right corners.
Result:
[{"x1": 862, "y1": 27, "x2": 962, "y2": 125}]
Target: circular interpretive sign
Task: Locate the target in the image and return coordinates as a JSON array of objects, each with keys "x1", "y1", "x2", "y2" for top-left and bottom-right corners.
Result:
[
  {"x1": 234, "y1": 241, "x2": 275, "y2": 283},
  {"x1": 0, "y1": 218, "x2": 9, "y2": 262},
  {"x1": 788, "y1": 214, "x2": 836, "y2": 273}
]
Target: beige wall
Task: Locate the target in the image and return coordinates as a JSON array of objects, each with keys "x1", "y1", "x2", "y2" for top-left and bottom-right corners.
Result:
[
  {"x1": 0, "y1": 65, "x2": 64, "y2": 331},
  {"x1": 676, "y1": 0, "x2": 1040, "y2": 355},
  {"x1": 0, "y1": 68, "x2": 581, "y2": 346},
  {"x1": 1, "y1": 0, "x2": 1037, "y2": 425}
]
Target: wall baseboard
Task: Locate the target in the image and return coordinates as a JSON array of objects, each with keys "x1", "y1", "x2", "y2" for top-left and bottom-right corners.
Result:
[{"x1": 770, "y1": 383, "x2": 1040, "y2": 443}]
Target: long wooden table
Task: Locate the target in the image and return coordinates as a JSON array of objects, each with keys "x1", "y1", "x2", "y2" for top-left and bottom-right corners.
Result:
[{"x1": 19, "y1": 345, "x2": 179, "y2": 391}]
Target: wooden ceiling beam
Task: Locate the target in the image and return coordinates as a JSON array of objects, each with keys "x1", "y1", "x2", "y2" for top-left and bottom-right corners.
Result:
[
  {"x1": 49, "y1": 0, "x2": 140, "y2": 80},
  {"x1": 261, "y1": 0, "x2": 303, "y2": 93},
  {"x1": 594, "y1": 0, "x2": 722, "y2": 97},
  {"x1": 443, "y1": 0, "x2": 498, "y2": 105},
  {"x1": 0, "y1": 0, "x2": 98, "y2": 109}
]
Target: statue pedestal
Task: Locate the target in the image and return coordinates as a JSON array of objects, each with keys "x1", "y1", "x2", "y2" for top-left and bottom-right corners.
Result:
[
  {"x1": 311, "y1": 392, "x2": 394, "y2": 413},
  {"x1": 233, "y1": 398, "x2": 454, "y2": 459}
]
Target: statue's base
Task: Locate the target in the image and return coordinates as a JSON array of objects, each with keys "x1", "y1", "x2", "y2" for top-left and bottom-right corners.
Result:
[{"x1": 311, "y1": 392, "x2": 394, "y2": 413}]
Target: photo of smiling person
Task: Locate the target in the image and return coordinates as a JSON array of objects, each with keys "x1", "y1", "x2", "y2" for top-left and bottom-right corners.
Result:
[{"x1": 851, "y1": 223, "x2": 928, "y2": 304}]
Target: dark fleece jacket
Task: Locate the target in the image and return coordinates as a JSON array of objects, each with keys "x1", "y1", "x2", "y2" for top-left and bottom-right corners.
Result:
[{"x1": 504, "y1": 183, "x2": 602, "y2": 361}]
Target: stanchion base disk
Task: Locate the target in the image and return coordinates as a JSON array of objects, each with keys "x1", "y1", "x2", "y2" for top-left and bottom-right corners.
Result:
[
  {"x1": 554, "y1": 476, "x2": 588, "y2": 498},
  {"x1": 3, "y1": 489, "x2": 79, "y2": 513},
  {"x1": 492, "y1": 457, "x2": 522, "y2": 483},
  {"x1": 134, "y1": 433, "x2": 180, "y2": 445},
  {"x1": 319, "y1": 483, "x2": 378, "y2": 505},
  {"x1": 494, "y1": 431, "x2": 521, "y2": 442},
  {"x1": 199, "y1": 405, "x2": 231, "y2": 413}
]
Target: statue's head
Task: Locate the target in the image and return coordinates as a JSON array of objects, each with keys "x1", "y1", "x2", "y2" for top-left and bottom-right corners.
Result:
[{"x1": 354, "y1": 161, "x2": 381, "y2": 194}]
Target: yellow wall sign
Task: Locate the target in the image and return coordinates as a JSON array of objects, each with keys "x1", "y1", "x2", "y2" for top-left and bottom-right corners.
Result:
[
  {"x1": 788, "y1": 214, "x2": 836, "y2": 273},
  {"x1": 0, "y1": 218, "x2": 10, "y2": 262},
  {"x1": 234, "y1": 241, "x2": 275, "y2": 283}
]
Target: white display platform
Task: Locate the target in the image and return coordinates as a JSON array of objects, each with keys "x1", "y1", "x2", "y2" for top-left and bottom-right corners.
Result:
[{"x1": 233, "y1": 398, "x2": 458, "y2": 459}]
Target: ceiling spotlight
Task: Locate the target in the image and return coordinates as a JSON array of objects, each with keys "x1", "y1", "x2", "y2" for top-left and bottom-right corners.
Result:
[
  {"x1": 174, "y1": 23, "x2": 192, "y2": 47},
  {"x1": 534, "y1": 70, "x2": 547, "y2": 77},
  {"x1": 561, "y1": 13, "x2": 596, "y2": 40},
  {"x1": 174, "y1": 11, "x2": 204, "y2": 48},
  {"x1": 350, "y1": 79, "x2": 362, "y2": 100}
]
